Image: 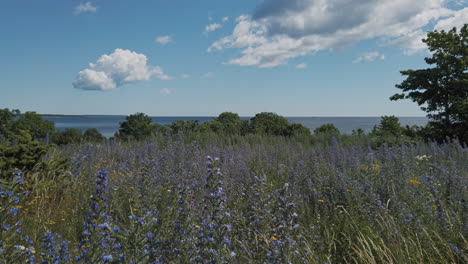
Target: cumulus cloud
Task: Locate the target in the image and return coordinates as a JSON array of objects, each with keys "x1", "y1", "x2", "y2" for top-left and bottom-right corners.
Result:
[
  {"x1": 73, "y1": 49, "x2": 172, "y2": 91},
  {"x1": 209, "y1": 0, "x2": 466, "y2": 68},
  {"x1": 295, "y1": 63, "x2": 307, "y2": 69},
  {"x1": 155, "y1": 35, "x2": 172, "y2": 45},
  {"x1": 205, "y1": 23, "x2": 222, "y2": 33},
  {"x1": 74, "y1": 2, "x2": 97, "y2": 15},
  {"x1": 160, "y1": 88, "x2": 173, "y2": 95},
  {"x1": 353, "y1": 52, "x2": 385, "y2": 63}
]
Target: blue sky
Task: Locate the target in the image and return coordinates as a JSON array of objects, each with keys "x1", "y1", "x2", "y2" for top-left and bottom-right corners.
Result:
[{"x1": 0, "y1": 0, "x2": 466, "y2": 116}]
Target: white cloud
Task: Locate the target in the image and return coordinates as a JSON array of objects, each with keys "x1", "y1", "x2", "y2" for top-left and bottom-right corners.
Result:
[
  {"x1": 155, "y1": 35, "x2": 172, "y2": 45},
  {"x1": 74, "y1": 2, "x2": 97, "y2": 16},
  {"x1": 160, "y1": 88, "x2": 173, "y2": 95},
  {"x1": 205, "y1": 23, "x2": 222, "y2": 33},
  {"x1": 73, "y1": 49, "x2": 172, "y2": 91},
  {"x1": 201, "y1": 72, "x2": 215, "y2": 79},
  {"x1": 434, "y1": 7, "x2": 468, "y2": 31},
  {"x1": 222, "y1": 17, "x2": 229, "y2": 22},
  {"x1": 295, "y1": 63, "x2": 307, "y2": 69},
  {"x1": 209, "y1": 0, "x2": 466, "y2": 68},
  {"x1": 180, "y1": 74, "x2": 190, "y2": 79},
  {"x1": 353, "y1": 52, "x2": 385, "y2": 63}
]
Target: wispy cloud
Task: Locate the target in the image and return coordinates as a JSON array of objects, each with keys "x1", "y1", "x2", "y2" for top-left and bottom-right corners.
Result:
[
  {"x1": 205, "y1": 23, "x2": 222, "y2": 33},
  {"x1": 74, "y1": 2, "x2": 97, "y2": 16},
  {"x1": 296, "y1": 63, "x2": 307, "y2": 69},
  {"x1": 201, "y1": 72, "x2": 215, "y2": 79},
  {"x1": 73, "y1": 49, "x2": 172, "y2": 91},
  {"x1": 222, "y1": 16, "x2": 229, "y2": 22},
  {"x1": 353, "y1": 52, "x2": 385, "y2": 63},
  {"x1": 180, "y1": 74, "x2": 190, "y2": 79},
  {"x1": 160, "y1": 88, "x2": 173, "y2": 95},
  {"x1": 155, "y1": 35, "x2": 172, "y2": 45}
]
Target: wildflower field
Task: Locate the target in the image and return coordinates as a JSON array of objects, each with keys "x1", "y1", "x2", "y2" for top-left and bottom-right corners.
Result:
[{"x1": 1, "y1": 136, "x2": 467, "y2": 263}]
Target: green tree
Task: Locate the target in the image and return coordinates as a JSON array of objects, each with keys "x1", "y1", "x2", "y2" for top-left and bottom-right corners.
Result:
[
  {"x1": 10, "y1": 112, "x2": 55, "y2": 140},
  {"x1": 52, "y1": 128, "x2": 83, "y2": 145},
  {"x1": 115, "y1": 113, "x2": 155, "y2": 141},
  {"x1": 170, "y1": 120, "x2": 200, "y2": 134},
  {"x1": 390, "y1": 24, "x2": 468, "y2": 142},
  {"x1": 249, "y1": 112, "x2": 291, "y2": 136},
  {"x1": 314, "y1": 123, "x2": 340, "y2": 137},
  {"x1": 373, "y1": 116, "x2": 402, "y2": 137},
  {"x1": 83, "y1": 128, "x2": 105, "y2": 143},
  {"x1": 287, "y1": 123, "x2": 311, "y2": 137},
  {"x1": 370, "y1": 116, "x2": 413, "y2": 147},
  {"x1": 215, "y1": 112, "x2": 244, "y2": 135},
  {"x1": 0, "y1": 130, "x2": 49, "y2": 178},
  {"x1": 0, "y1": 109, "x2": 20, "y2": 139}
]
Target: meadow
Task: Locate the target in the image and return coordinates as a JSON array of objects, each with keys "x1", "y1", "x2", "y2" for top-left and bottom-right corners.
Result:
[{"x1": 1, "y1": 134, "x2": 467, "y2": 263}]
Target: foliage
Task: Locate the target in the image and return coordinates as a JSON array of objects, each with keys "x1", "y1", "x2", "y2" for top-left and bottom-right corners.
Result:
[
  {"x1": 0, "y1": 131, "x2": 49, "y2": 178},
  {"x1": 370, "y1": 116, "x2": 409, "y2": 146},
  {"x1": 214, "y1": 112, "x2": 246, "y2": 135},
  {"x1": 0, "y1": 109, "x2": 54, "y2": 142},
  {"x1": 52, "y1": 128, "x2": 83, "y2": 145},
  {"x1": 115, "y1": 113, "x2": 155, "y2": 141},
  {"x1": 169, "y1": 120, "x2": 200, "y2": 135},
  {"x1": 391, "y1": 24, "x2": 468, "y2": 142},
  {"x1": 249, "y1": 112, "x2": 291, "y2": 136},
  {"x1": 314, "y1": 123, "x2": 340, "y2": 137},
  {"x1": 1, "y1": 136, "x2": 466, "y2": 263},
  {"x1": 83, "y1": 128, "x2": 105, "y2": 143},
  {"x1": 10, "y1": 112, "x2": 55, "y2": 141},
  {"x1": 0, "y1": 109, "x2": 20, "y2": 140}
]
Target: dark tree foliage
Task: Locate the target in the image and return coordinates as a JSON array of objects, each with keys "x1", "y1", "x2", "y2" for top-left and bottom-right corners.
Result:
[
  {"x1": 115, "y1": 113, "x2": 155, "y2": 141},
  {"x1": 288, "y1": 123, "x2": 312, "y2": 137},
  {"x1": 370, "y1": 116, "x2": 417, "y2": 147},
  {"x1": 372, "y1": 116, "x2": 402, "y2": 137},
  {"x1": 0, "y1": 108, "x2": 20, "y2": 139},
  {"x1": 170, "y1": 120, "x2": 200, "y2": 134},
  {"x1": 314, "y1": 123, "x2": 340, "y2": 137},
  {"x1": 52, "y1": 128, "x2": 83, "y2": 145},
  {"x1": 83, "y1": 128, "x2": 106, "y2": 143},
  {"x1": 391, "y1": 24, "x2": 468, "y2": 142},
  {"x1": 10, "y1": 112, "x2": 55, "y2": 140},
  {"x1": 249, "y1": 112, "x2": 291, "y2": 136},
  {"x1": 0, "y1": 130, "x2": 49, "y2": 178},
  {"x1": 215, "y1": 112, "x2": 244, "y2": 135}
]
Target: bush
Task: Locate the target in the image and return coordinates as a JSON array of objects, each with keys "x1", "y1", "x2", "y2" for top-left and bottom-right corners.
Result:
[
  {"x1": 314, "y1": 123, "x2": 340, "y2": 137},
  {"x1": 83, "y1": 128, "x2": 105, "y2": 143},
  {"x1": 115, "y1": 113, "x2": 155, "y2": 141},
  {"x1": 0, "y1": 130, "x2": 49, "y2": 178},
  {"x1": 52, "y1": 128, "x2": 83, "y2": 145},
  {"x1": 249, "y1": 112, "x2": 291, "y2": 136}
]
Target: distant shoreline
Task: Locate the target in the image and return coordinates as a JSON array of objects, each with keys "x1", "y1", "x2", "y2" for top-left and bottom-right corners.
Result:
[{"x1": 41, "y1": 114, "x2": 427, "y2": 118}]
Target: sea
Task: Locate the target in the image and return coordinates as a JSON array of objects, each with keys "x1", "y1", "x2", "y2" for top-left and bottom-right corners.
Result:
[{"x1": 42, "y1": 115, "x2": 429, "y2": 138}]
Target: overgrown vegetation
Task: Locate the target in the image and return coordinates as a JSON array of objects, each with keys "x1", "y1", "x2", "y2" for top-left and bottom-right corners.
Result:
[
  {"x1": 0, "y1": 25, "x2": 467, "y2": 263},
  {"x1": 1, "y1": 135, "x2": 466, "y2": 263}
]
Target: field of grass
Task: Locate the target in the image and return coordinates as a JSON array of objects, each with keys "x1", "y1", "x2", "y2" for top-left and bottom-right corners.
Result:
[{"x1": 1, "y1": 135, "x2": 467, "y2": 263}]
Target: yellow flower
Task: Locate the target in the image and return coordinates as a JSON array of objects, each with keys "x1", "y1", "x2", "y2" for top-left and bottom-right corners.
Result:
[
  {"x1": 409, "y1": 179, "x2": 421, "y2": 185},
  {"x1": 195, "y1": 225, "x2": 201, "y2": 229},
  {"x1": 271, "y1": 236, "x2": 278, "y2": 241},
  {"x1": 318, "y1": 200, "x2": 325, "y2": 203},
  {"x1": 372, "y1": 163, "x2": 381, "y2": 171}
]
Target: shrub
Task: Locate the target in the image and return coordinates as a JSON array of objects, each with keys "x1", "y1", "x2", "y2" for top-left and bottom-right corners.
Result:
[{"x1": 0, "y1": 130, "x2": 49, "y2": 178}]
